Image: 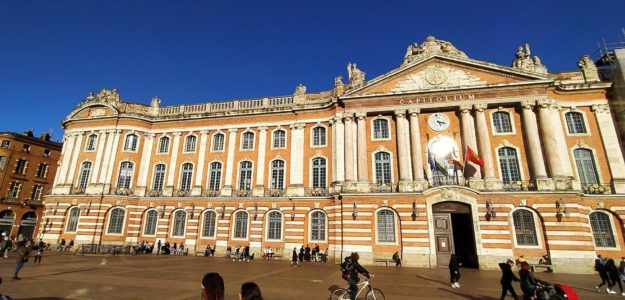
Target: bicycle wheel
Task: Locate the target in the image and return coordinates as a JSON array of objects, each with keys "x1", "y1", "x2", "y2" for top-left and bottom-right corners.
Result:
[
  {"x1": 366, "y1": 288, "x2": 385, "y2": 300},
  {"x1": 330, "y1": 288, "x2": 349, "y2": 300}
]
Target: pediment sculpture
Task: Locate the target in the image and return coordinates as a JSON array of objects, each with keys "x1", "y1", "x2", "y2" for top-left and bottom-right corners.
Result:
[
  {"x1": 578, "y1": 55, "x2": 600, "y2": 83},
  {"x1": 511, "y1": 44, "x2": 548, "y2": 74},
  {"x1": 347, "y1": 62, "x2": 366, "y2": 89},
  {"x1": 402, "y1": 36, "x2": 468, "y2": 65}
]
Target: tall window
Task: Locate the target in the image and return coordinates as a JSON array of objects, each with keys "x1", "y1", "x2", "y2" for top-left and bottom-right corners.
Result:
[
  {"x1": 124, "y1": 134, "x2": 138, "y2": 151},
  {"x1": 30, "y1": 185, "x2": 43, "y2": 200},
  {"x1": 565, "y1": 112, "x2": 587, "y2": 134},
  {"x1": 310, "y1": 211, "x2": 326, "y2": 241},
  {"x1": 242, "y1": 132, "x2": 254, "y2": 150},
  {"x1": 377, "y1": 209, "x2": 396, "y2": 243},
  {"x1": 239, "y1": 161, "x2": 253, "y2": 191},
  {"x1": 590, "y1": 212, "x2": 616, "y2": 247},
  {"x1": 273, "y1": 130, "x2": 286, "y2": 148},
  {"x1": 0, "y1": 156, "x2": 6, "y2": 171},
  {"x1": 107, "y1": 208, "x2": 125, "y2": 234},
  {"x1": 86, "y1": 134, "x2": 98, "y2": 151},
  {"x1": 15, "y1": 159, "x2": 27, "y2": 174},
  {"x1": 493, "y1": 111, "x2": 513, "y2": 133},
  {"x1": 184, "y1": 135, "x2": 197, "y2": 152},
  {"x1": 270, "y1": 160, "x2": 285, "y2": 189},
  {"x1": 66, "y1": 207, "x2": 80, "y2": 232},
  {"x1": 498, "y1": 147, "x2": 521, "y2": 183},
  {"x1": 374, "y1": 152, "x2": 392, "y2": 184},
  {"x1": 158, "y1": 137, "x2": 170, "y2": 153},
  {"x1": 311, "y1": 157, "x2": 326, "y2": 188},
  {"x1": 180, "y1": 163, "x2": 194, "y2": 191},
  {"x1": 267, "y1": 211, "x2": 282, "y2": 240},
  {"x1": 202, "y1": 210, "x2": 217, "y2": 237},
  {"x1": 208, "y1": 162, "x2": 222, "y2": 191},
  {"x1": 233, "y1": 211, "x2": 248, "y2": 239},
  {"x1": 36, "y1": 163, "x2": 48, "y2": 178},
  {"x1": 8, "y1": 182, "x2": 21, "y2": 199},
  {"x1": 117, "y1": 162, "x2": 134, "y2": 189},
  {"x1": 574, "y1": 148, "x2": 599, "y2": 185},
  {"x1": 78, "y1": 162, "x2": 92, "y2": 189},
  {"x1": 373, "y1": 119, "x2": 389, "y2": 139},
  {"x1": 212, "y1": 133, "x2": 225, "y2": 151},
  {"x1": 0, "y1": 140, "x2": 10, "y2": 148},
  {"x1": 152, "y1": 164, "x2": 166, "y2": 191},
  {"x1": 143, "y1": 210, "x2": 158, "y2": 236},
  {"x1": 512, "y1": 210, "x2": 538, "y2": 246},
  {"x1": 312, "y1": 126, "x2": 326, "y2": 146},
  {"x1": 172, "y1": 210, "x2": 186, "y2": 237}
]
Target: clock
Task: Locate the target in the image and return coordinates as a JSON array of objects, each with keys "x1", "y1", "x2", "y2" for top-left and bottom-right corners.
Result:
[{"x1": 428, "y1": 113, "x2": 450, "y2": 131}]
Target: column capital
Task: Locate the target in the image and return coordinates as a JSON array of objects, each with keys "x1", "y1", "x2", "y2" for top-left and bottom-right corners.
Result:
[
  {"x1": 537, "y1": 99, "x2": 558, "y2": 110},
  {"x1": 592, "y1": 103, "x2": 610, "y2": 114},
  {"x1": 408, "y1": 108, "x2": 421, "y2": 116},
  {"x1": 289, "y1": 123, "x2": 305, "y2": 130},
  {"x1": 227, "y1": 128, "x2": 238, "y2": 133},
  {"x1": 354, "y1": 111, "x2": 367, "y2": 119},
  {"x1": 200, "y1": 130, "x2": 209, "y2": 135},
  {"x1": 459, "y1": 104, "x2": 473, "y2": 113},
  {"x1": 146, "y1": 133, "x2": 156, "y2": 139},
  {"x1": 172, "y1": 132, "x2": 183, "y2": 137},
  {"x1": 394, "y1": 109, "x2": 407, "y2": 118},
  {"x1": 473, "y1": 103, "x2": 487, "y2": 112},
  {"x1": 343, "y1": 113, "x2": 355, "y2": 122},
  {"x1": 258, "y1": 126, "x2": 268, "y2": 131},
  {"x1": 520, "y1": 100, "x2": 536, "y2": 110}
]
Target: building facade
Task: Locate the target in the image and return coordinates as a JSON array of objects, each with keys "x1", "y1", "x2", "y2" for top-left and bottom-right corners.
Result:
[
  {"x1": 0, "y1": 131, "x2": 62, "y2": 240},
  {"x1": 43, "y1": 36, "x2": 625, "y2": 273}
]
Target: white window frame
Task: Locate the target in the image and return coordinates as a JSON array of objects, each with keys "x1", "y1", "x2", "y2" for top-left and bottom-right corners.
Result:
[
  {"x1": 30, "y1": 184, "x2": 43, "y2": 200},
  {"x1": 374, "y1": 208, "x2": 399, "y2": 245},
  {"x1": 509, "y1": 208, "x2": 544, "y2": 249},
  {"x1": 494, "y1": 141, "x2": 526, "y2": 183},
  {"x1": 178, "y1": 162, "x2": 194, "y2": 191},
  {"x1": 122, "y1": 132, "x2": 140, "y2": 152},
  {"x1": 310, "y1": 124, "x2": 328, "y2": 148},
  {"x1": 85, "y1": 133, "x2": 98, "y2": 152},
  {"x1": 236, "y1": 160, "x2": 254, "y2": 191},
  {"x1": 270, "y1": 127, "x2": 288, "y2": 150},
  {"x1": 116, "y1": 160, "x2": 135, "y2": 189},
  {"x1": 106, "y1": 207, "x2": 127, "y2": 235},
  {"x1": 490, "y1": 108, "x2": 517, "y2": 135},
  {"x1": 170, "y1": 209, "x2": 188, "y2": 238},
  {"x1": 64, "y1": 206, "x2": 81, "y2": 233},
  {"x1": 371, "y1": 116, "x2": 391, "y2": 141},
  {"x1": 200, "y1": 209, "x2": 218, "y2": 239},
  {"x1": 142, "y1": 209, "x2": 159, "y2": 237},
  {"x1": 151, "y1": 163, "x2": 167, "y2": 191},
  {"x1": 232, "y1": 210, "x2": 250, "y2": 240},
  {"x1": 157, "y1": 135, "x2": 171, "y2": 155},
  {"x1": 371, "y1": 150, "x2": 394, "y2": 185},
  {"x1": 308, "y1": 210, "x2": 328, "y2": 242},
  {"x1": 265, "y1": 210, "x2": 284, "y2": 241},
  {"x1": 206, "y1": 160, "x2": 223, "y2": 191},
  {"x1": 269, "y1": 158, "x2": 286, "y2": 190},
  {"x1": 240, "y1": 130, "x2": 256, "y2": 151},
  {"x1": 8, "y1": 181, "x2": 22, "y2": 198},
  {"x1": 590, "y1": 210, "x2": 620, "y2": 250},
  {"x1": 183, "y1": 133, "x2": 197, "y2": 153},
  {"x1": 563, "y1": 109, "x2": 591, "y2": 136},
  {"x1": 77, "y1": 161, "x2": 93, "y2": 189},
  {"x1": 211, "y1": 131, "x2": 226, "y2": 152},
  {"x1": 570, "y1": 144, "x2": 604, "y2": 186},
  {"x1": 309, "y1": 155, "x2": 328, "y2": 189}
]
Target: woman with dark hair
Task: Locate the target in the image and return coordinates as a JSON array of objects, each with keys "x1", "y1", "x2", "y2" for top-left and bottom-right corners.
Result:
[
  {"x1": 449, "y1": 254, "x2": 461, "y2": 288},
  {"x1": 239, "y1": 282, "x2": 263, "y2": 300},
  {"x1": 519, "y1": 262, "x2": 537, "y2": 300},
  {"x1": 201, "y1": 272, "x2": 225, "y2": 300}
]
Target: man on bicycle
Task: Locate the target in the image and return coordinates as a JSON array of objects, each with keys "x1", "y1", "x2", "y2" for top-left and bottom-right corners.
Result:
[{"x1": 345, "y1": 252, "x2": 372, "y2": 300}]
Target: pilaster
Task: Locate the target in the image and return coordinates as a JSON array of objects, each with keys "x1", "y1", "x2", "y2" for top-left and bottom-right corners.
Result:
[
  {"x1": 192, "y1": 130, "x2": 209, "y2": 196},
  {"x1": 343, "y1": 114, "x2": 356, "y2": 192},
  {"x1": 474, "y1": 104, "x2": 500, "y2": 190},
  {"x1": 395, "y1": 110, "x2": 413, "y2": 192},
  {"x1": 135, "y1": 133, "x2": 155, "y2": 197},
  {"x1": 221, "y1": 128, "x2": 238, "y2": 197},
  {"x1": 459, "y1": 104, "x2": 482, "y2": 180},
  {"x1": 287, "y1": 123, "x2": 305, "y2": 197},
  {"x1": 593, "y1": 104, "x2": 625, "y2": 193},
  {"x1": 65, "y1": 131, "x2": 85, "y2": 189},
  {"x1": 355, "y1": 112, "x2": 369, "y2": 191},
  {"x1": 253, "y1": 127, "x2": 268, "y2": 197},
  {"x1": 520, "y1": 100, "x2": 552, "y2": 191},
  {"x1": 409, "y1": 109, "x2": 427, "y2": 191},
  {"x1": 165, "y1": 132, "x2": 182, "y2": 195}
]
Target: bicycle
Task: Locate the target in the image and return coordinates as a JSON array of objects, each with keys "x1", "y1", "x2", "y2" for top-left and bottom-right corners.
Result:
[{"x1": 330, "y1": 277, "x2": 385, "y2": 300}]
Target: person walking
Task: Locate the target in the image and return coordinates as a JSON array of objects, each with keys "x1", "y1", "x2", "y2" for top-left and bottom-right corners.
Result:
[
  {"x1": 157, "y1": 240, "x2": 162, "y2": 255},
  {"x1": 606, "y1": 258, "x2": 622, "y2": 295},
  {"x1": 0, "y1": 235, "x2": 9, "y2": 259},
  {"x1": 519, "y1": 262, "x2": 537, "y2": 300},
  {"x1": 595, "y1": 254, "x2": 612, "y2": 293},
  {"x1": 33, "y1": 243, "x2": 43, "y2": 265},
  {"x1": 499, "y1": 259, "x2": 519, "y2": 300},
  {"x1": 201, "y1": 272, "x2": 225, "y2": 300},
  {"x1": 13, "y1": 241, "x2": 30, "y2": 280},
  {"x1": 298, "y1": 246, "x2": 304, "y2": 263},
  {"x1": 239, "y1": 282, "x2": 263, "y2": 300},
  {"x1": 449, "y1": 254, "x2": 461, "y2": 288},
  {"x1": 291, "y1": 247, "x2": 299, "y2": 267}
]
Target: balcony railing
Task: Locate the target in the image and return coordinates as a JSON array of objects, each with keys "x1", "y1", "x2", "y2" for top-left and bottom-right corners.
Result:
[
  {"x1": 582, "y1": 183, "x2": 611, "y2": 194},
  {"x1": 265, "y1": 188, "x2": 286, "y2": 197},
  {"x1": 173, "y1": 189, "x2": 191, "y2": 197},
  {"x1": 305, "y1": 187, "x2": 330, "y2": 197},
  {"x1": 370, "y1": 183, "x2": 397, "y2": 193},
  {"x1": 146, "y1": 189, "x2": 163, "y2": 197},
  {"x1": 111, "y1": 187, "x2": 134, "y2": 196},
  {"x1": 202, "y1": 189, "x2": 221, "y2": 197},
  {"x1": 502, "y1": 180, "x2": 532, "y2": 192},
  {"x1": 429, "y1": 176, "x2": 460, "y2": 188},
  {"x1": 5, "y1": 196, "x2": 20, "y2": 203},
  {"x1": 71, "y1": 186, "x2": 86, "y2": 195},
  {"x1": 233, "y1": 189, "x2": 252, "y2": 197}
]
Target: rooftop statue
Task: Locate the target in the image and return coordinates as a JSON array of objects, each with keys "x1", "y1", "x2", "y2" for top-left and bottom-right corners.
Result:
[
  {"x1": 578, "y1": 54, "x2": 600, "y2": 83},
  {"x1": 294, "y1": 83, "x2": 307, "y2": 96},
  {"x1": 81, "y1": 88, "x2": 122, "y2": 106},
  {"x1": 511, "y1": 44, "x2": 547, "y2": 74},
  {"x1": 402, "y1": 35, "x2": 468, "y2": 65},
  {"x1": 347, "y1": 62, "x2": 366, "y2": 89}
]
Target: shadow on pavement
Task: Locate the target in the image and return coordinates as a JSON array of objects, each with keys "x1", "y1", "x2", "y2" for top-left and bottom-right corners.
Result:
[
  {"x1": 22, "y1": 268, "x2": 100, "y2": 279},
  {"x1": 415, "y1": 274, "x2": 448, "y2": 286},
  {"x1": 438, "y1": 287, "x2": 498, "y2": 300}
]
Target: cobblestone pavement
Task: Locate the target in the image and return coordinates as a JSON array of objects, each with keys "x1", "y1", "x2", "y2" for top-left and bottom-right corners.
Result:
[{"x1": 0, "y1": 253, "x2": 612, "y2": 299}]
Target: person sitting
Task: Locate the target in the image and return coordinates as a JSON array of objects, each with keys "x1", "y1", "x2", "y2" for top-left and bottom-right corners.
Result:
[
  {"x1": 239, "y1": 282, "x2": 263, "y2": 300},
  {"x1": 392, "y1": 251, "x2": 402, "y2": 267},
  {"x1": 539, "y1": 254, "x2": 553, "y2": 273},
  {"x1": 201, "y1": 272, "x2": 224, "y2": 300},
  {"x1": 204, "y1": 245, "x2": 211, "y2": 257}
]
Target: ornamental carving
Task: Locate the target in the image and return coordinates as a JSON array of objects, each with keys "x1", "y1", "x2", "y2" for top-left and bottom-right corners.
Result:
[
  {"x1": 520, "y1": 100, "x2": 536, "y2": 110},
  {"x1": 346, "y1": 62, "x2": 366, "y2": 89},
  {"x1": 392, "y1": 65, "x2": 485, "y2": 92},
  {"x1": 578, "y1": 55, "x2": 600, "y2": 83},
  {"x1": 402, "y1": 36, "x2": 468, "y2": 65},
  {"x1": 511, "y1": 44, "x2": 548, "y2": 74},
  {"x1": 591, "y1": 104, "x2": 610, "y2": 114}
]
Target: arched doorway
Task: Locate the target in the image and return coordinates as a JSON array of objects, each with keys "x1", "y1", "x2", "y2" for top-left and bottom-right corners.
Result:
[
  {"x1": 17, "y1": 212, "x2": 37, "y2": 241},
  {"x1": 0, "y1": 210, "x2": 14, "y2": 236},
  {"x1": 432, "y1": 201, "x2": 478, "y2": 268}
]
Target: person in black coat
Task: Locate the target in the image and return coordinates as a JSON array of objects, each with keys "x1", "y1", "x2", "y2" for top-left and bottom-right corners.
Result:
[
  {"x1": 499, "y1": 259, "x2": 519, "y2": 300},
  {"x1": 290, "y1": 248, "x2": 299, "y2": 267},
  {"x1": 298, "y1": 246, "x2": 304, "y2": 262},
  {"x1": 449, "y1": 254, "x2": 461, "y2": 288},
  {"x1": 519, "y1": 262, "x2": 536, "y2": 300},
  {"x1": 606, "y1": 258, "x2": 622, "y2": 295},
  {"x1": 347, "y1": 252, "x2": 371, "y2": 300},
  {"x1": 595, "y1": 254, "x2": 612, "y2": 292}
]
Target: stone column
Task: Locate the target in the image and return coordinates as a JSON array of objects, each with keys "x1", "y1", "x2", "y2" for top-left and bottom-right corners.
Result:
[
  {"x1": 459, "y1": 105, "x2": 483, "y2": 189},
  {"x1": 474, "y1": 104, "x2": 501, "y2": 190},
  {"x1": 593, "y1": 104, "x2": 625, "y2": 193},
  {"x1": 356, "y1": 112, "x2": 369, "y2": 192},
  {"x1": 89, "y1": 130, "x2": 108, "y2": 186},
  {"x1": 253, "y1": 127, "x2": 268, "y2": 196},
  {"x1": 395, "y1": 110, "x2": 413, "y2": 192},
  {"x1": 135, "y1": 133, "x2": 155, "y2": 196},
  {"x1": 520, "y1": 101, "x2": 553, "y2": 190},
  {"x1": 409, "y1": 109, "x2": 427, "y2": 191},
  {"x1": 192, "y1": 130, "x2": 209, "y2": 196},
  {"x1": 537, "y1": 99, "x2": 572, "y2": 190},
  {"x1": 54, "y1": 133, "x2": 76, "y2": 191},
  {"x1": 221, "y1": 129, "x2": 238, "y2": 196},
  {"x1": 343, "y1": 114, "x2": 356, "y2": 191},
  {"x1": 164, "y1": 132, "x2": 181, "y2": 196},
  {"x1": 287, "y1": 123, "x2": 305, "y2": 196},
  {"x1": 102, "y1": 130, "x2": 122, "y2": 192},
  {"x1": 65, "y1": 132, "x2": 85, "y2": 190},
  {"x1": 334, "y1": 114, "x2": 345, "y2": 185}
]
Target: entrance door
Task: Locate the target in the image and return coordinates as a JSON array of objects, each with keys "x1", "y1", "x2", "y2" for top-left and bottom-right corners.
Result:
[
  {"x1": 432, "y1": 201, "x2": 479, "y2": 268},
  {"x1": 434, "y1": 213, "x2": 454, "y2": 268},
  {"x1": 0, "y1": 210, "x2": 14, "y2": 236},
  {"x1": 17, "y1": 212, "x2": 37, "y2": 241}
]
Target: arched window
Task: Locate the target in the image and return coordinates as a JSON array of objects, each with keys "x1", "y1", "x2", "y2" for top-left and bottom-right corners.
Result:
[
  {"x1": 107, "y1": 208, "x2": 125, "y2": 234},
  {"x1": 239, "y1": 161, "x2": 253, "y2": 191},
  {"x1": 212, "y1": 133, "x2": 225, "y2": 151},
  {"x1": 86, "y1": 134, "x2": 97, "y2": 151},
  {"x1": 233, "y1": 211, "x2": 248, "y2": 239},
  {"x1": 208, "y1": 162, "x2": 222, "y2": 191},
  {"x1": 202, "y1": 210, "x2": 217, "y2": 237},
  {"x1": 0, "y1": 210, "x2": 14, "y2": 236},
  {"x1": 158, "y1": 137, "x2": 169, "y2": 153},
  {"x1": 65, "y1": 207, "x2": 80, "y2": 232},
  {"x1": 124, "y1": 134, "x2": 138, "y2": 151},
  {"x1": 116, "y1": 162, "x2": 134, "y2": 189},
  {"x1": 373, "y1": 119, "x2": 389, "y2": 139},
  {"x1": 590, "y1": 212, "x2": 616, "y2": 247},
  {"x1": 574, "y1": 148, "x2": 599, "y2": 185},
  {"x1": 310, "y1": 211, "x2": 326, "y2": 241},
  {"x1": 270, "y1": 160, "x2": 285, "y2": 189},
  {"x1": 273, "y1": 129, "x2": 286, "y2": 148},
  {"x1": 180, "y1": 163, "x2": 194, "y2": 191},
  {"x1": 143, "y1": 210, "x2": 158, "y2": 236},
  {"x1": 311, "y1": 157, "x2": 327, "y2": 188},
  {"x1": 498, "y1": 147, "x2": 521, "y2": 183},
  {"x1": 493, "y1": 111, "x2": 513, "y2": 133},
  {"x1": 78, "y1": 162, "x2": 92, "y2": 189},
  {"x1": 565, "y1": 112, "x2": 587, "y2": 134},
  {"x1": 312, "y1": 126, "x2": 327, "y2": 146},
  {"x1": 171, "y1": 210, "x2": 186, "y2": 237},
  {"x1": 185, "y1": 135, "x2": 197, "y2": 152},
  {"x1": 512, "y1": 210, "x2": 538, "y2": 246},
  {"x1": 152, "y1": 164, "x2": 166, "y2": 191},
  {"x1": 376, "y1": 209, "x2": 396, "y2": 243},
  {"x1": 242, "y1": 132, "x2": 255, "y2": 150},
  {"x1": 267, "y1": 211, "x2": 282, "y2": 240},
  {"x1": 374, "y1": 152, "x2": 392, "y2": 184}
]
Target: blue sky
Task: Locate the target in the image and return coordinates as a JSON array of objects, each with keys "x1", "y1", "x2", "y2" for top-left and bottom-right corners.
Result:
[{"x1": 1, "y1": 0, "x2": 624, "y2": 140}]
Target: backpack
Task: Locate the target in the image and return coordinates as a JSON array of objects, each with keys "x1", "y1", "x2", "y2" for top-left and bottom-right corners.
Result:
[{"x1": 340, "y1": 258, "x2": 353, "y2": 274}]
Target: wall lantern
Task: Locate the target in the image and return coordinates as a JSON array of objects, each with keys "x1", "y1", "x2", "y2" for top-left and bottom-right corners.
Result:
[
  {"x1": 86, "y1": 201, "x2": 92, "y2": 214},
  {"x1": 290, "y1": 201, "x2": 296, "y2": 221},
  {"x1": 556, "y1": 198, "x2": 568, "y2": 222},
  {"x1": 220, "y1": 203, "x2": 226, "y2": 219},
  {"x1": 253, "y1": 204, "x2": 259, "y2": 220},
  {"x1": 352, "y1": 202, "x2": 358, "y2": 220},
  {"x1": 188, "y1": 202, "x2": 196, "y2": 219},
  {"x1": 158, "y1": 204, "x2": 166, "y2": 218},
  {"x1": 485, "y1": 199, "x2": 496, "y2": 221},
  {"x1": 411, "y1": 200, "x2": 418, "y2": 221}
]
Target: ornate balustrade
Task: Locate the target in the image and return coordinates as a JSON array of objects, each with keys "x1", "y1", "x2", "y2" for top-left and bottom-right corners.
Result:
[
  {"x1": 173, "y1": 189, "x2": 192, "y2": 197},
  {"x1": 201, "y1": 189, "x2": 221, "y2": 197},
  {"x1": 502, "y1": 180, "x2": 533, "y2": 192},
  {"x1": 265, "y1": 189, "x2": 286, "y2": 197},
  {"x1": 71, "y1": 186, "x2": 86, "y2": 195},
  {"x1": 159, "y1": 96, "x2": 295, "y2": 117},
  {"x1": 111, "y1": 187, "x2": 134, "y2": 196},
  {"x1": 370, "y1": 183, "x2": 397, "y2": 193},
  {"x1": 233, "y1": 189, "x2": 253, "y2": 197},
  {"x1": 582, "y1": 183, "x2": 612, "y2": 194},
  {"x1": 305, "y1": 188, "x2": 330, "y2": 197},
  {"x1": 146, "y1": 189, "x2": 163, "y2": 197}
]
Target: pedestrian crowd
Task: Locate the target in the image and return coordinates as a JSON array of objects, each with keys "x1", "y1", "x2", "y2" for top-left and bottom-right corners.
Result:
[{"x1": 594, "y1": 254, "x2": 625, "y2": 296}]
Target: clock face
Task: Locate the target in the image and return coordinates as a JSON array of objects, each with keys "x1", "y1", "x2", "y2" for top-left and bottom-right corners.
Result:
[{"x1": 428, "y1": 113, "x2": 450, "y2": 131}]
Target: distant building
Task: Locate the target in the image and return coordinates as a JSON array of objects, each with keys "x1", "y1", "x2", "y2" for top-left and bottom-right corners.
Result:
[
  {"x1": 0, "y1": 130, "x2": 62, "y2": 240},
  {"x1": 596, "y1": 35, "x2": 625, "y2": 153}
]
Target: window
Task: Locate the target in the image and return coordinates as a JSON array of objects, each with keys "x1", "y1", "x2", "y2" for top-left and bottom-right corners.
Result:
[
  {"x1": 0, "y1": 140, "x2": 9, "y2": 148},
  {"x1": 312, "y1": 126, "x2": 326, "y2": 146},
  {"x1": 512, "y1": 210, "x2": 538, "y2": 246},
  {"x1": 498, "y1": 147, "x2": 521, "y2": 184},
  {"x1": 43, "y1": 149, "x2": 50, "y2": 157},
  {"x1": 202, "y1": 210, "x2": 217, "y2": 237},
  {"x1": 15, "y1": 159, "x2": 27, "y2": 174},
  {"x1": 273, "y1": 130, "x2": 286, "y2": 148},
  {"x1": 310, "y1": 211, "x2": 326, "y2": 241},
  {"x1": 267, "y1": 211, "x2": 282, "y2": 240},
  {"x1": 36, "y1": 163, "x2": 48, "y2": 178},
  {"x1": 565, "y1": 112, "x2": 587, "y2": 134},
  {"x1": 241, "y1": 132, "x2": 254, "y2": 150},
  {"x1": 184, "y1": 135, "x2": 197, "y2": 152},
  {"x1": 86, "y1": 134, "x2": 97, "y2": 151},
  {"x1": 172, "y1": 210, "x2": 186, "y2": 237},
  {"x1": 239, "y1": 161, "x2": 253, "y2": 191},
  {"x1": 493, "y1": 111, "x2": 513, "y2": 133},
  {"x1": 574, "y1": 148, "x2": 599, "y2": 185},
  {"x1": 30, "y1": 185, "x2": 43, "y2": 200},
  {"x1": 158, "y1": 137, "x2": 170, "y2": 153},
  {"x1": 116, "y1": 162, "x2": 134, "y2": 189},
  {"x1": 107, "y1": 208, "x2": 125, "y2": 234},
  {"x1": 208, "y1": 162, "x2": 222, "y2": 191},
  {"x1": 374, "y1": 152, "x2": 392, "y2": 184},
  {"x1": 8, "y1": 182, "x2": 21, "y2": 199},
  {"x1": 311, "y1": 157, "x2": 326, "y2": 188},
  {"x1": 123, "y1": 134, "x2": 138, "y2": 151},
  {"x1": 152, "y1": 164, "x2": 166, "y2": 191},
  {"x1": 78, "y1": 162, "x2": 92, "y2": 189},
  {"x1": 590, "y1": 212, "x2": 616, "y2": 248},
  {"x1": 233, "y1": 211, "x2": 248, "y2": 239},
  {"x1": 212, "y1": 133, "x2": 225, "y2": 151},
  {"x1": 373, "y1": 119, "x2": 390, "y2": 139},
  {"x1": 377, "y1": 209, "x2": 396, "y2": 243},
  {"x1": 180, "y1": 163, "x2": 193, "y2": 191},
  {"x1": 0, "y1": 156, "x2": 5, "y2": 171},
  {"x1": 143, "y1": 210, "x2": 158, "y2": 236},
  {"x1": 65, "y1": 207, "x2": 80, "y2": 232},
  {"x1": 270, "y1": 160, "x2": 285, "y2": 189},
  {"x1": 22, "y1": 144, "x2": 31, "y2": 152}
]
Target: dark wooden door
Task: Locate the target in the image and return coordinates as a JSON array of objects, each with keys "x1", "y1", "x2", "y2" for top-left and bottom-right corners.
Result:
[{"x1": 434, "y1": 213, "x2": 454, "y2": 268}]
